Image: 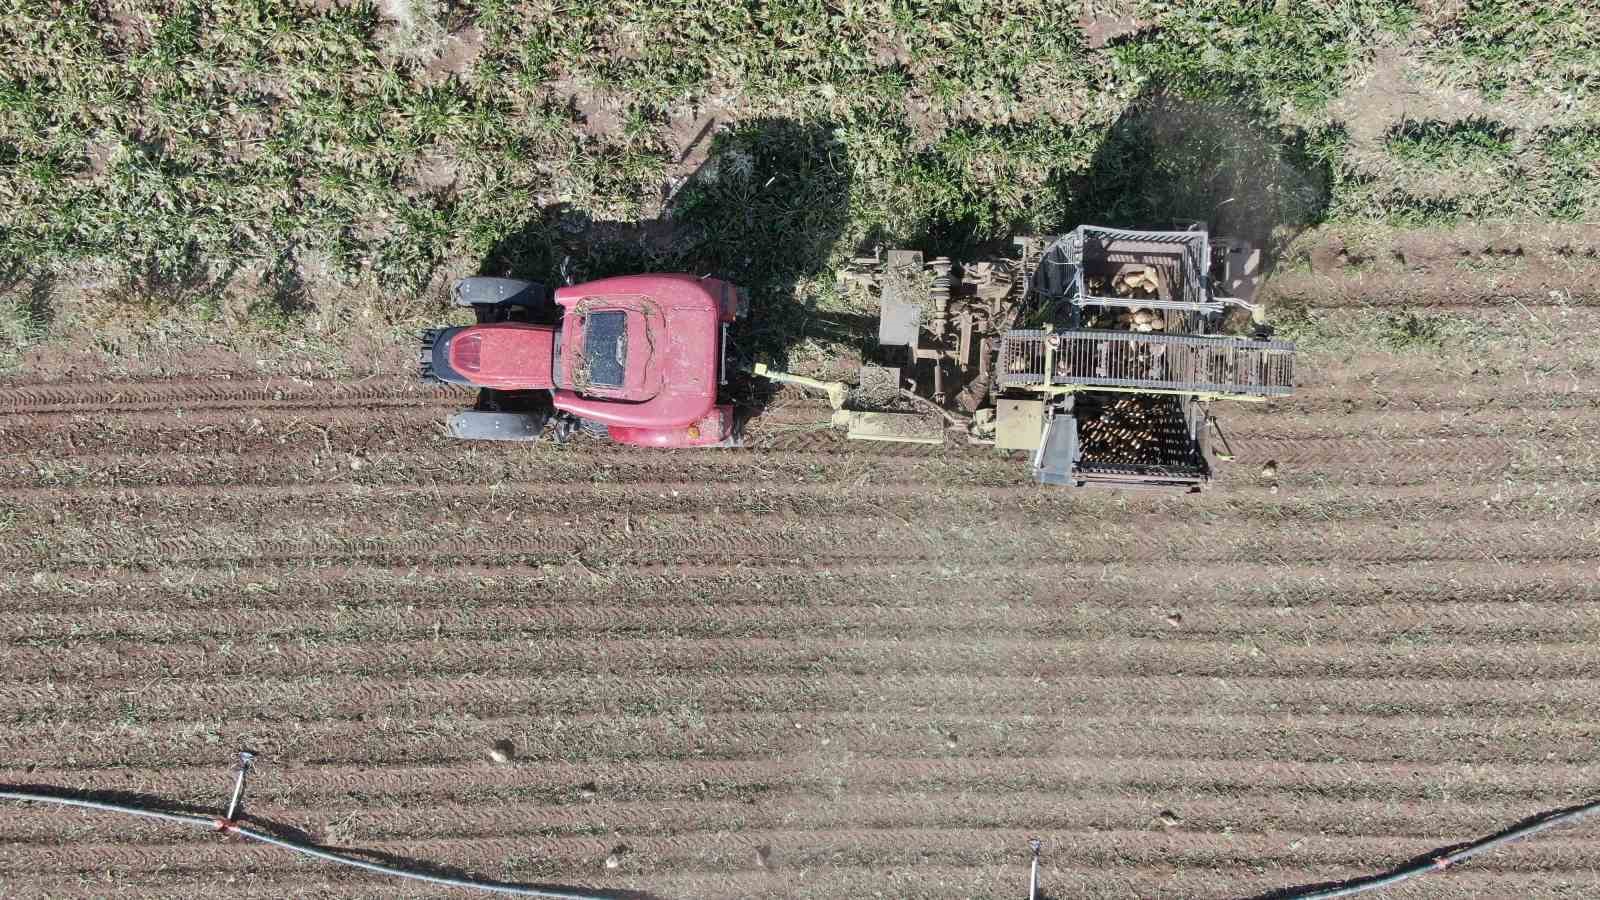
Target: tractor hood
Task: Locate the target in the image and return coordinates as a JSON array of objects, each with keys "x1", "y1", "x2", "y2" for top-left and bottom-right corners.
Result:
[
  {"x1": 550, "y1": 274, "x2": 727, "y2": 429},
  {"x1": 558, "y1": 302, "x2": 665, "y2": 401},
  {"x1": 425, "y1": 323, "x2": 558, "y2": 390}
]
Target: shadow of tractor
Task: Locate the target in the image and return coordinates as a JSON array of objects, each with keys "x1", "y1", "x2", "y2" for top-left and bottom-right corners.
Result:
[{"x1": 475, "y1": 118, "x2": 873, "y2": 385}]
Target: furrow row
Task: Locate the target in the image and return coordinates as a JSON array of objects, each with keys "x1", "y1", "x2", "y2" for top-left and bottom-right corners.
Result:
[
  {"x1": 9, "y1": 558, "x2": 1599, "y2": 613},
  {"x1": 3, "y1": 710, "x2": 1597, "y2": 773},
  {"x1": 13, "y1": 674, "x2": 1597, "y2": 731},
  {"x1": 3, "y1": 634, "x2": 1598, "y2": 685}
]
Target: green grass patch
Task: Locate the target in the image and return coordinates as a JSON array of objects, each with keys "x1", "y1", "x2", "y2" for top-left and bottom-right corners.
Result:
[
  {"x1": 1111, "y1": 0, "x2": 1414, "y2": 112},
  {"x1": 1332, "y1": 115, "x2": 1600, "y2": 225},
  {"x1": 1426, "y1": 0, "x2": 1600, "y2": 101},
  {"x1": 1536, "y1": 124, "x2": 1600, "y2": 220},
  {"x1": 1385, "y1": 116, "x2": 1514, "y2": 166},
  {"x1": 0, "y1": 0, "x2": 1407, "y2": 309},
  {"x1": 0, "y1": 0, "x2": 1593, "y2": 360}
]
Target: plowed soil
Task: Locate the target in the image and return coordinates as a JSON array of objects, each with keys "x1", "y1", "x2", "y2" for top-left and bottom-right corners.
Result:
[{"x1": 5, "y1": 246, "x2": 1600, "y2": 899}]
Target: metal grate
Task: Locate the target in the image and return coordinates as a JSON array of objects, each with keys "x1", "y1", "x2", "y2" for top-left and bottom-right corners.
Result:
[
  {"x1": 1030, "y1": 226, "x2": 1219, "y2": 314},
  {"x1": 999, "y1": 329, "x2": 1295, "y2": 398},
  {"x1": 998, "y1": 330, "x2": 1049, "y2": 385},
  {"x1": 1080, "y1": 227, "x2": 1210, "y2": 308},
  {"x1": 1074, "y1": 393, "x2": 1207, "y2": 479}
]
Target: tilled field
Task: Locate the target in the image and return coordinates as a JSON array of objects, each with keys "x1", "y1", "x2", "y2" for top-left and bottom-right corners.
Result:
[{"x1": 3, "y1": 279, "x2": 1600, "y2": 899}]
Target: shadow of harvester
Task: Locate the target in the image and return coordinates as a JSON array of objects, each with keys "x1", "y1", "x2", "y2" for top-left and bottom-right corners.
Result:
[{"x1": 1052, "y1": 90, "x2": 1336, "y2": 263}]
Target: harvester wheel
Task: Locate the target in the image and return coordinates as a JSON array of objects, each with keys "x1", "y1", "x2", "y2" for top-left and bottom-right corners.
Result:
[{"x1": 446, "y1": 410, "x2": 548, "y2": 442}]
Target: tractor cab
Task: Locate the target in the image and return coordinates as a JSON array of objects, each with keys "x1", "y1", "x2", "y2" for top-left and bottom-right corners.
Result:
[{"x1": 423, "y1": 273, "x2": 746, "y2": 448}]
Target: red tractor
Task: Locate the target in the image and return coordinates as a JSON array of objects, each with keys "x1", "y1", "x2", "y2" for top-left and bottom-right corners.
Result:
[{"x1": 421, "y1": 274, "x2": 747, "y2": 448}]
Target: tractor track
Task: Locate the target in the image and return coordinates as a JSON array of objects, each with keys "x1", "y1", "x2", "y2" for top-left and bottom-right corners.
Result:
[
  {"x1": 8, "y1": 592, "x2": 1598, "y2": 647},
  {"x1": 13, "y1": 746, "x2": 1600, "y2": 804},
  {"x1": 7, "y1": 553, "x2": 1598, "y2": 596},
  {"x1": 5, "y1": 630, "x2": 1599, "y2": 684},
  {"x1": 4, "y1": 372, "x2": 1594, "y2": 449},
  {"x1": 0, "y1": 376, "x2": 459, "y2": 416},
  {"x1": 4, "y1": 827, "x2": 1592, "y2": 888},
  {"x1": 4, "y1": 386, "x2": 1596, "y2": 457},
  {"x1": 11, "y1": 481, "x2": 1600, "y2": 556},
  {"x1": 7, "y1": 791, "x2": 1597, "y2": 854},
  {"x1": 7, "y1": 670, "x2": 1600, "y2": 727},
  {"x1": 5, "y1": 432, "x2": 1592, "y2": 494},
  {"x1": 11, "y1": 865, "x2": 1594, "y2": 900},
  {"x1": 7, "y1": 709, "x2": 1600, "y2": 776},
  {"x1": 5, "y1": 513, "x2": 1598, "y2": 574},
  {"x1": 5, "y1": 412, "x2": 1593, "y2": 470}
]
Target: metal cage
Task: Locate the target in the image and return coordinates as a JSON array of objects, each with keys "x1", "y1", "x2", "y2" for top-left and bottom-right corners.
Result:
[
  {"x1": 1030, "y1": 226, "x2": 1219, "y2": 314},
  {"x1": 998, "y1": 329, "x2": 1294, "y2": 399}
]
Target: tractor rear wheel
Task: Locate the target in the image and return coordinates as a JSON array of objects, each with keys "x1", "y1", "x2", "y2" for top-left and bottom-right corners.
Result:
[{"x1": 446, "y1": 410, "x2": 548, "y2": 441}]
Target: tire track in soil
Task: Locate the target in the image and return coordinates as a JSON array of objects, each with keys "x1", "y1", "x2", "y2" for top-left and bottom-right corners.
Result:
[
  {"x1": 12, "y1": 867, "x2": 1596, "y2": 900},
  {"x1": 0, "y1": 392, "x2": 841, "y2": 452},
  {"x1": 6, "y1": 386, "x2": 1595, "y2": 460},
  {"x1": 0, "y1": 445, "x2": 1036, "y2": 491},
  {"x1": 5, "y1": 710, "x2": 1599, "y2": 774},
  {"x1": 7, "y1": 632, "x2": 1600, "y2": 685},
  {"x1": 14, "y1": 755, "x2": 1600, "y2": 811},
  {"x1": 7, "y1": 793, "x2": 1586, "y2": 853},
  {"x1": 9, "y1": 595, "x2": 1600, "y2": 648},
  {"x1": 0, "y1": 376, "x2": 458, "y2": 413},
  {"x1": 12, "y1": 673, "x2": 1598, "y2": 731},
  {"x1": 10, "y1": 556, "x2": 1600, "y2": 610},
  {"x1": 12, "y1": 480, "x2": 1600, "y2": 542},
  {"x1": 7, "y1": 511, "x2": 1597, "y2": 573},
  {"x1": 8, "y1": 376, "x2": 1593, "y2": 462},
  {"x1": 12, "y1": 476, "x2": 1599, "y2": 543},
  {"x1": 3, "y1": 824, "x2": 1597, "y2": 896},
  {"x1": 6, "y1": 427, "x2": 1594, "y2": 494},
  {"x1": 0, "y1": 429, "x2": 1579, "y2": 480}
]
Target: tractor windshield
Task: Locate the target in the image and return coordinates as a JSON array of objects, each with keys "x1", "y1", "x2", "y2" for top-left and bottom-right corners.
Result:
[{"x1": 582, "y1": 310, "x2": 628, "y2": 388}]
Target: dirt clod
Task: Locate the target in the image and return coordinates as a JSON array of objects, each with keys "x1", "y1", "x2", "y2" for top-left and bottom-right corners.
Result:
[
  {"x1": 755, "y1": 844, "x2": 774, "y2": 870},
  {"x1": 1077, "y1": 6, "x2": 1148, "y2": 49},
  {"x1": 847, "y1": 365, "x2": 905, "y2": 411}
]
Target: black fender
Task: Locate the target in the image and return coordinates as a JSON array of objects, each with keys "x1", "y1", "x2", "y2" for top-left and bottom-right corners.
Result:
[
  {"x1": 446, "y1": 409, "x2": 549, "y2": 441},
  {"x1": 453, "y1": 277, "x2": 549, "y2": 308}
]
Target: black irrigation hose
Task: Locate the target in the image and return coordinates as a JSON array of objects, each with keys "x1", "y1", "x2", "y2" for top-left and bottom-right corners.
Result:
[
  {"x1": 1279, "y1": 797, "x2": 1600, "y2": 899},
  {"x1": 0, "y1": 789, "x2": 609, "y2": 900},
  {"x1": 8, "y1": 786, "x2": 1600, "y2": 899}
]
